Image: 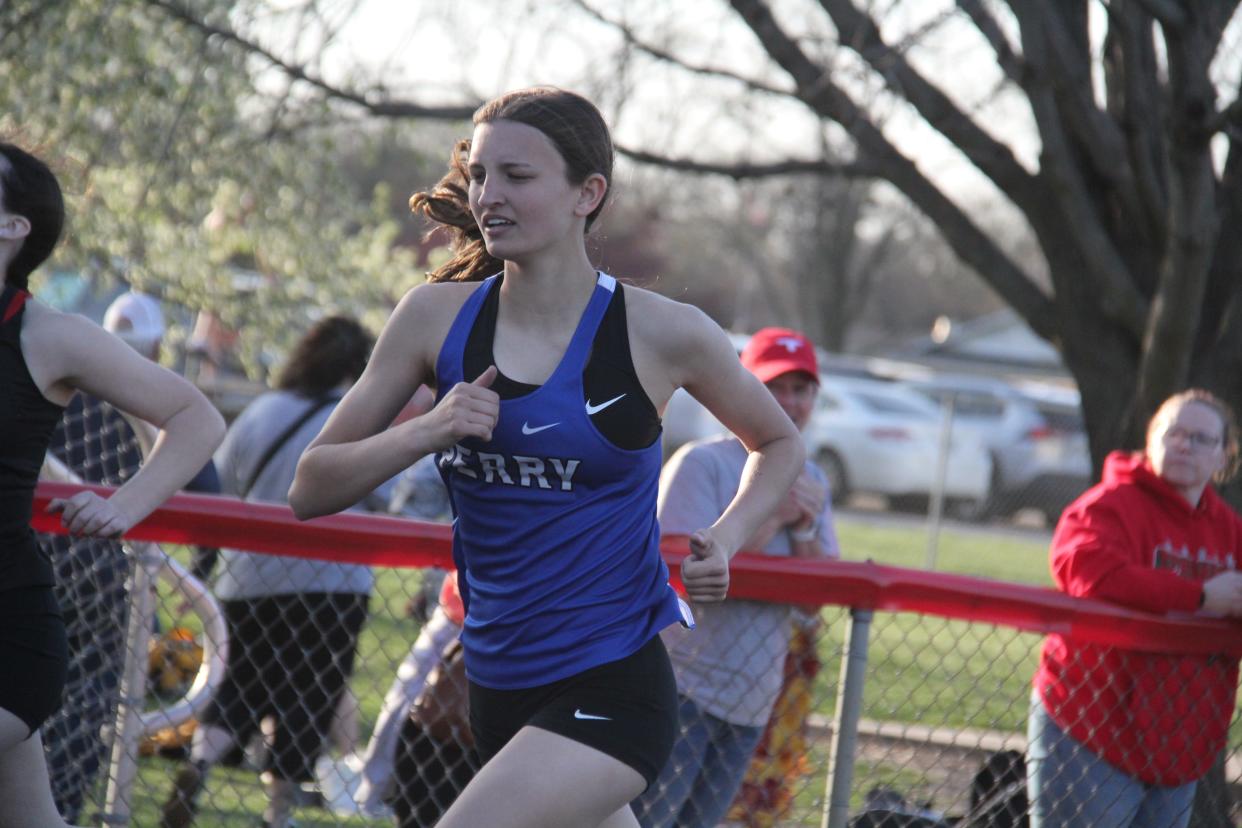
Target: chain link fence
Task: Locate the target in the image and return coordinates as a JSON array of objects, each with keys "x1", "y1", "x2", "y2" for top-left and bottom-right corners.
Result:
[
  {"x1": 29, "y1": 531, "x2": 1242, "y2": 827},
  {"x1": 33, "y1": 404, "x2": 1242, "y2": 828}
]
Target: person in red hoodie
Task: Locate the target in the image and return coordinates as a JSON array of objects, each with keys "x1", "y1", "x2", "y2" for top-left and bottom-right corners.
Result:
[{"x1": 1028, "y1": 388, "x2": 1242, "y2": 828}]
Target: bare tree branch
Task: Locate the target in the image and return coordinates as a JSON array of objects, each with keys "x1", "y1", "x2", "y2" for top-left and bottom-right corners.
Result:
[
  {"x1": 817, "y1": 0, "x2": 1040, "y2": 206},
  {"x1": 1009, "y1": 0, "x2": 1148, "y2": 335},
  {"x1": 141, "y1": 0, "x2": 479, "y2": 120},
  {"x1": 616, "y1": 145, "x2": 878, "y2": 178},
  {"x1": 955, "y1": 0, "x2": 1025, "y2": 84},
  {"x1": 1199, "y1": 0, "x2": 1242, "y2": 134},
  {"x1": 1102, "y1": 4, "x2": 1169, "y2": 247},
  {"x1": 1210, "y1": 96, "x2": 1242, "y2": 135},
  {"x1": 1199, "y1": 1, "x2": 1242, "y2": 53},
  {"x1": 568, "y1": 0, "x2": 794, "y2": 98},
  {"x1": 729, "y1": 0, "x2": 1058, "y2": 339},
  {"x1": 1129, "y1": 0, "x2": 1188, "y2": 27},
  {"x1": 1202, "y1": 67, "x2": 1242, "y2": 360},
  {"x1": 1026, "y1": 2, "x2": 1142, "y2": 207},
  {"x1": 1132, "y1": 2, "x2": 1228, "y2": 411}
]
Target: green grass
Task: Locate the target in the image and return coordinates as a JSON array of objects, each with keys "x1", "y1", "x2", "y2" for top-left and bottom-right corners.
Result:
[
  {"x1": 811, "y1": 608, "x2": 1042, "y2": 731},
  {"x1": 836, "y1": 520, "x2": 1054, "y2": 586},
  {"x1": 126, "y1": 761, "x2": 388, "y2": 827}
]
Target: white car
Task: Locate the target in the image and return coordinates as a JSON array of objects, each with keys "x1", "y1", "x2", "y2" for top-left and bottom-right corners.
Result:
[
  {"x1": 904, "y1": 375, "x2": 1092, "y2": 522},
  {"x1": 806, "y1": 377, "x2": 993, "y2": 516}
]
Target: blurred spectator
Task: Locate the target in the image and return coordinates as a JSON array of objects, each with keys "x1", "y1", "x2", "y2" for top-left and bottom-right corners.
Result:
[
  {"x1": 634, "y1": 327, "x2": 839, "y2": 828},
  {"x1": 384, "y1": 571, "x2": 481, "y2": 827},
  {"x1": 1028, "y1": 388, "x2": 1242, "y2": 828},
  {"x1": 160, "y1": 316, "x2": 383, "y2": 828},
  {"x1": 312, "y1": 450, "x2": 463, "y2": 822},
  {"x1": 725, "y1": 611, "x2": 824, "y2": 827},
  {"x1": 41, "y1": 290, "x2": 220, "y2": 823},
  {"x1": 184, "y1": 308, "x2": 242, "y2": 384}
]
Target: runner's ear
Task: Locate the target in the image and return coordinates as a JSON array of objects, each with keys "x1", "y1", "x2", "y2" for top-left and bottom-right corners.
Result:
[{"x1": 0, "y1": 213, "x2": 30, "y2": 240}]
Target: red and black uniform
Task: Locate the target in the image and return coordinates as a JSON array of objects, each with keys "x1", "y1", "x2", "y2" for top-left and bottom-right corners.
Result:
[
  {"x1": 0, "y1": 284, "x2": 69, "y2": 734},
  {"x1": 1034, "y1": 450, "x2": 1242, "y2": 785}
]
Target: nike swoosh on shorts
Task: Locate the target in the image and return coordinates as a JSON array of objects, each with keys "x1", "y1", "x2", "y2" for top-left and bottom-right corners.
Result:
[
  {"x1": 585, "y1": 394, "x2": 626, "y2": 416},
  {"x1": 573, "y1": 709, "x2": 612, "y2": 721}
]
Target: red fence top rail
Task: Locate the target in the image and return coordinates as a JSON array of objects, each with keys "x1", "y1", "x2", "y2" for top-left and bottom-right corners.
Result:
[{"x1": 34, "y1": 481, "x2": 1242, "y2": 657}]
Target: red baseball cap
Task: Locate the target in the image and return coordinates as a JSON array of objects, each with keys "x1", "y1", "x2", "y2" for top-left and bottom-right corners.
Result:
[{"x1": 740, "y1": 327, "x2": 819, "y2": 384}]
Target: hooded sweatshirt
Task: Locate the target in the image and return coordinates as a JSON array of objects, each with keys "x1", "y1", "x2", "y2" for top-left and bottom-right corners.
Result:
[{"x1": 1034, "y1": 450, "x2": 1242, "y2": 785}]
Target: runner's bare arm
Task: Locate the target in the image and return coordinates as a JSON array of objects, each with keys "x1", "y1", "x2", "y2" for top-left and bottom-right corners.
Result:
[
  {"x1": 289, "y1": 284, "x2": 500, "y2": 519},
  {"x1": 26, "y1": 305, "x2": 225, "y2": 534},
  {"x1": 643, "y1": 296, "x2": 804, "y2": 553}
]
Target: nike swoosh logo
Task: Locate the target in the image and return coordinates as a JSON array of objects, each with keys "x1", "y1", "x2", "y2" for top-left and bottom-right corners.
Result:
[
  {"x1": 585, "y1": 394, "x2": 626, "y2": 416},
  {"x1": 573, "y1": 709, "x2": 612, "y2": 721},
  {"x1": 521, "y1": 421, "x2": 560, "y2": 435}
]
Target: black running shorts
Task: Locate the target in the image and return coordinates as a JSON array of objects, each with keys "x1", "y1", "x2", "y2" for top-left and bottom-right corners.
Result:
[
  {"x1": 0, "y1": 585, "x2": 68, "y2": 735},
  {"x1": 467, "y1": 635, "x2": 678, "y2": 789}
]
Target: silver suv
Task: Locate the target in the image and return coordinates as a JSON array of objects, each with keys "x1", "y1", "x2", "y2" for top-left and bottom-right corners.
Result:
[{"x1": 904, "y1": 375, "x2": 1092, "y2": 523}]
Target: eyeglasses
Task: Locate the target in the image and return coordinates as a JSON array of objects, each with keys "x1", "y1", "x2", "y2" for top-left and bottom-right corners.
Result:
[{"x1": 1163, "y1": 426, "x2": 1222, "y2": 450}]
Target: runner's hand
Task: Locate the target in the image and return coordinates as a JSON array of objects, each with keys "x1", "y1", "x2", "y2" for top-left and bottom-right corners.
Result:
[
  {"x1": 681, "y1": 529, "x2": 730, "y2": 603},
  {"x1": 47, "y1": 491, "x2": 132, "y2": 538},
  {"x1": 420, "y1": 365, "x2": 500, "y2": 449}
]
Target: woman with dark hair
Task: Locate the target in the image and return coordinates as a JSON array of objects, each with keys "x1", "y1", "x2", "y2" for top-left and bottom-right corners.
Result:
[
  {"x1": 1028, "y1": 389, "x2": 1242, "y2": 828},
  {"x1": 288, "y1": 87, "x2": 805, "y2": 828},
  {"x1": 0, "y1": 141, "x2": 223, "y2": 828},
  {"x1": 161, "y1": 315, "x2": 386, "y2": 828},
  {"x1": 275, "y1": 315, "x2": 372, "y2": 398}
]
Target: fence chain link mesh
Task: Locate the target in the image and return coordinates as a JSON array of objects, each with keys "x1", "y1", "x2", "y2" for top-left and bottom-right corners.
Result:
[{"x1": 35, "y1": 406, "x2": 1242, "y2": 828}]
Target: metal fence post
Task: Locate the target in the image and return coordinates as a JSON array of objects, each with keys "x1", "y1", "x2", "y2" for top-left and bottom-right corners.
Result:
[
  {"x1": 823, "y1": 607, "x2": 873, "y2": 828},
  {"x1": 925, "y1": 396, "x2": 956, "y2": 570},
  {"x1": 100, "y1": 541, "x2": 160, "y2": 827}
]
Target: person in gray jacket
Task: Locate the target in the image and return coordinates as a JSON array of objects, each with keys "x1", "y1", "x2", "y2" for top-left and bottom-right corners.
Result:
[{"x1": 161, "y1": 316, "x2": 383, "y2": 828}]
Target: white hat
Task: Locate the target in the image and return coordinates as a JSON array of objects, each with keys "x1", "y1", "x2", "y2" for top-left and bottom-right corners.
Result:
[{"x1": 103, "y1": 291, "x2": 165, "y2": 348}]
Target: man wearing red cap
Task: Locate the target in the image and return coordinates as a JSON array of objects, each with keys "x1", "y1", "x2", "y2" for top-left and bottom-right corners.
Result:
[{"x1": 634, "y1": 327, "x2": 838, "y2": 828}]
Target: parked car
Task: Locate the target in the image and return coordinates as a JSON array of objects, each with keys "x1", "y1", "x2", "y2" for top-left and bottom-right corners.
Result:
[
  {"x1": 903, "y1": 375, "x2": 1092, "y2": 523},
  {"x1": 806, "y1": 377, "x2": 993, "y2": 516},
  {"x1": 1013, "y1": 386, "x2": 1093, "y2": 523}
]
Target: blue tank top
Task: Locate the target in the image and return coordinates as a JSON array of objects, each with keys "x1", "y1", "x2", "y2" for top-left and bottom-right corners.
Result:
[{"x1": 435, "y1": 273, "x2": 686, "y2": 689}]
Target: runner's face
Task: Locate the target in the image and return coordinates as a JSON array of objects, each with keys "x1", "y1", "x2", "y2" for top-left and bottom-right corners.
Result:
[
  {"x1": 467, "y1": 120, "x2": 586, "y2": 263},
  {"x1": 0, "y1": 158, "x2": 31, "y2": 276}
]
